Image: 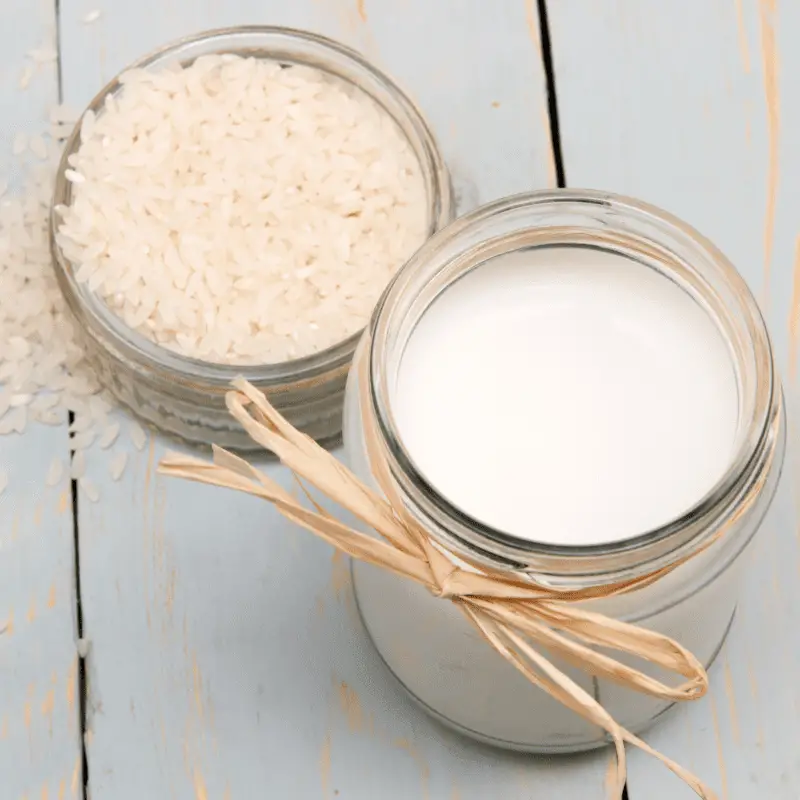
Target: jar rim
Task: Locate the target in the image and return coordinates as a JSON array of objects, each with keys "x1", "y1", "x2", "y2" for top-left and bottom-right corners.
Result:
[
  {"x1": 366, "y1": 189, "x2": 783, "y2": 580},
  {"x1": 50, "y1": 25, "x2": 453, "y2": 392}
]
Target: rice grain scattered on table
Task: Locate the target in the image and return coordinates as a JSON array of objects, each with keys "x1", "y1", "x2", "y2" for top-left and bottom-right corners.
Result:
[
  {"x1": 98, "y1": 421, "x2": 120, "y2": 449},
  {"x1": 70, "y1": 450, "x2": 87, "y2": 480},
  {"x1": 110, "y1": 450, "x2": 128, "y2": 481},
  {"x1": 19, "y1": 65, "x2": 34, "y2": 90},
  {"x1": 129, "y1": 422, "x2": 147, "y2": 452},
  {"x1": 46, "y1": 457, "x2": 64, "y2": 487},
  {"x1": 80, "y1": 477, "x2": 100, "y2": 503},
  {"x1": 71, "y1": 429, "x2": 95, "y2": 450},
  {"x1": 56, "y1": 54, "x2": 428, "y2": 365},
  {"x1": 0, "y1": 130, "x2": 109, "y2": 442}
]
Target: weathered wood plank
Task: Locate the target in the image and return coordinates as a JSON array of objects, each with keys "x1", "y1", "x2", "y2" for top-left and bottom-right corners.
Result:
[
  {"x1": 60, "y1": 1, "x2": 609, "y2": 798},
  {"x1": 548, "y1": 0, "x2": 800, "y2": 796},
  {"x1": 0, "y1": 1, "x2": 82, "y2": 797}
]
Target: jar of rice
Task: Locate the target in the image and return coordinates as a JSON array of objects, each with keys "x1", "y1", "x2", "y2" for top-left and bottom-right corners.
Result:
[{"x1": 51, "y1": 26, "x2": 452, "y2": 448}]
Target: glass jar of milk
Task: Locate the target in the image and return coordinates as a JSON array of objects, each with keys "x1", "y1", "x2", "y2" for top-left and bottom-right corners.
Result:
[{"x1": 342, "y1": 190, "x2": 785, "y2": 752}]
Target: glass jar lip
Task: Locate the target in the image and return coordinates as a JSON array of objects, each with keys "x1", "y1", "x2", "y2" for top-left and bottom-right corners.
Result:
[
  {"x1": 367, "y1": 189, "x2": 780, "y2": 569},
  {"x1": 50, "y1": 25, "x2": 453, "y2": 390}
]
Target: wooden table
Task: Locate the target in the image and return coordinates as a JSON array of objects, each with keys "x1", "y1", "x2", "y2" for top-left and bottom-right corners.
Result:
[{"x1": 2, "y1": 1, "x2": 797, "y2": 798}]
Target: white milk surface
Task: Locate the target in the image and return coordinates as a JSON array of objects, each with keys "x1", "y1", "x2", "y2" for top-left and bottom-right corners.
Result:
[{"x1": 393, "y1": 246, "x2": 739, "y2": 546}]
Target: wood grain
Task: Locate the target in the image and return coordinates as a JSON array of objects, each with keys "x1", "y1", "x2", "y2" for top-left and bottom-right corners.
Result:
[
  {"x1": 548, "y1": 0, "x2": 800, "y2": 796},
  {"x1": 0, "y1": 1, "x2": 82, "y2": 797},
  {"x1": 58, "y1": 1, "x2": 609, "y2": 798}
]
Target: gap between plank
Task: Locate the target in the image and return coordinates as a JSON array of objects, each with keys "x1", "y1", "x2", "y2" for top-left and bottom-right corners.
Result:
[
  {"x1": 536, "y1": 0, "x2": 567, "y2": 188},
  {"x1": 55, "y1": 0, "x2": 90, "y2": 795}
]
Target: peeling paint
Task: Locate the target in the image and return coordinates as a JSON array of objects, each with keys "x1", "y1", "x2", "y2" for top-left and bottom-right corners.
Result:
[
  {"x1": 41, "y1": 688, "x2": 55, "y2": 736},
  {"x1": 788, "y1": 235, "x2": 800, "y2": 382},
  {"x1": 26, "y1": 595, "x2": 36, "y2": 623},
  {"x1": 71, "y1": 755, "x2": 80, "y2": 796},
  {"x1": 193, "y1": 770, "x2": 208, "y2": 800},
  {"x1": 393, "y1": 738, "x2": 431, "y2": 800},
  {"x1": 337, "y1": 681, "x2": 364, "y2": 732},
  {"x1": 524, "y1": 0, "x2": 542, "y2": 60},
  {"x1": 710, "y1": 695, "x2": 729, "y2": 798},
  {"x1": 758, "y1": 0, "x2": 780, "y2": 301},
  {"x1": 24, "y1": 682, "x2": 34, "y2": 730},
  {"x1": 735, "y1": 0, "x2": 752, "y2": 72},
  {"x1": 723, "y1": 658, "x2": 740, "y2": 744},
  {"x1": 747, "y1": 660, "x2": 765, "y2": 748},
  {"x1": 320, "y1": 731, "x2": 332, "y2": 799},
  {"x1": 66, "y1": 657, "x2": 77, "y2": 715},
  {"x1": 192, "y1": 654, "x2": 205, "y2": 723},
  {"x1": 165, "y1": 568, "x2": 177, "y2": 616}
]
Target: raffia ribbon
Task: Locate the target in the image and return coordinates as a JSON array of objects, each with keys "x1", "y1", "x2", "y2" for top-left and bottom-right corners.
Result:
[{"x1": 159, "y1": 353, "x2": 773, "y2": 800}]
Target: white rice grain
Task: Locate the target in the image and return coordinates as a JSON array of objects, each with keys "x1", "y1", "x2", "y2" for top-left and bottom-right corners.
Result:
[
  {"x1": 70, "y1": 450, "x2": 86, "y2": 480},
  {"x1": 31, "y1": 393, "x2": 60, "y2": 413},
  {"x1": 98, "y1": 421, "x2": 120, "y2": 449},
  {"x1": 79, "y1": 477, "x2": 100, "y2": 503},
  {"x1": 64, "y1": 169, "x2": 85, "y2": 184},
  {"x1": 19, "y1": 65, "x2": 34, "y2": 90},
  {"x1": 69, "y1": 414, "x2": 93, "y2": 434},
  {"x1": 129, "y1": 422, "x2": 146, "y2": 451},
  {"x1": 109, "y1": 450, "x2": 127, "y2": 481},
  {"x1": 0, "y1": 407, "x2": 27, "y2": 435},
  {"x1": 0, "y1": 140, "x2": 102, "y2": 448},
  {"x1": 83, "y1": 9, "x2": 102, "y2": 24},
  {"x1": 51, "y1": 122, "x2": 75, "y2": 141},
  {"x1": 58, "y1": 55, "x2": 428, "y2": 365},
  {"x1": 46, "y1": 457, "x2": 64, "y2": 487},
  {"x1": 71, "y1": 430, "x2": 95, "y2": 450}
]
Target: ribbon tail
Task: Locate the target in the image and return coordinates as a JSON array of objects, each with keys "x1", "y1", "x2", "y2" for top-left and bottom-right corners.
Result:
[
  {"x1": 462, "y1": 604, "x2": 717, "y2": 800},
  {"x1": 622, "y1": 730, "x2": 719, "y2": 800}
]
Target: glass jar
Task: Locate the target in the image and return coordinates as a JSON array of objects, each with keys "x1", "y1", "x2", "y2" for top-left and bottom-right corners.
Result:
[
  {"x1": 50, "y1": 26, "x2": 453, "y2": 449},
  {"x1": 342, "y1": 190, "x2": 785, "y2": 752}
]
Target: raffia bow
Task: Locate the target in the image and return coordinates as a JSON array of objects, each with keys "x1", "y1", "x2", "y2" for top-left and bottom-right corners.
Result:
[{"x1": 159, "y1": 354, "x2": 772, "y2": 800}]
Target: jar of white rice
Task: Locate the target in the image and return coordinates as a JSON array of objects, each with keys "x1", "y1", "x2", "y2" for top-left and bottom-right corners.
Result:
[{"x1": 51, "y1": 26, "x2": 452, "y2": 448}]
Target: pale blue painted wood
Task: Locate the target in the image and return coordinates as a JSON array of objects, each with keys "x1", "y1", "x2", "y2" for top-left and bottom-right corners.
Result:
[
  {"x1": 0, "y1": 1, "x2": 82, "y2": 797},
  {"x1": 548, "y1": 0, "x2": 800, "y2": 797},
  {"x1": 58, "y1": 1, "x2": 610, "y2": 798}
]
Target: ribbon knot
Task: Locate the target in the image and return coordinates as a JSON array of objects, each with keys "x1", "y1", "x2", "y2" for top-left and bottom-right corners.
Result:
[{"x1": 155, "y1": 371, "x2": 761, "y2": 800}]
